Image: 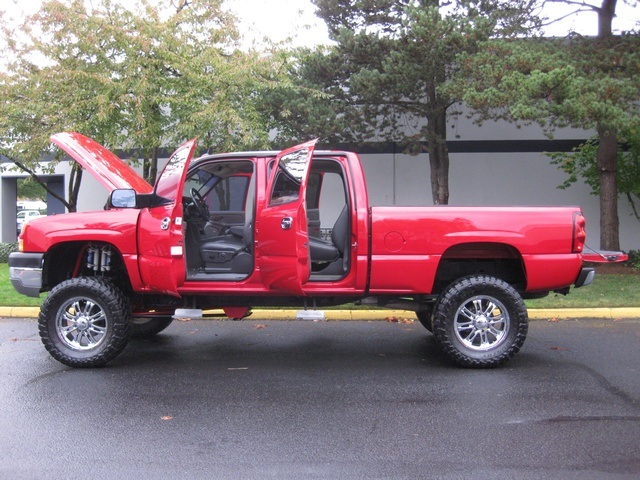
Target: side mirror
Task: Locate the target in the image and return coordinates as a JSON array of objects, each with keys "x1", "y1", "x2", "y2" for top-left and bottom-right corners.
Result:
[{"x1": 109, "y1": 189, "x2": 137, "y2": 208}]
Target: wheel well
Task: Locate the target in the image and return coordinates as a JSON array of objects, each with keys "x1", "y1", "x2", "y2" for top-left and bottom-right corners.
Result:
[
  {"x1": 42, "y1": 242, "x2": 133, "y2": 293},
  {"x1": 433, "y1": 242, "x2": 526, "y2": 294}
]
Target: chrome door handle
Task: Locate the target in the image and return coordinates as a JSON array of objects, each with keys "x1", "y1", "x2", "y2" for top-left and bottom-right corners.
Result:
[{"x1": 281, "y1": 217, "x2": 292, "y2": 230}]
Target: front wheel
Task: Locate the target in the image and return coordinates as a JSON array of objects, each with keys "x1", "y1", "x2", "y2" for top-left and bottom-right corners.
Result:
[
  {"x1": 432, "y1": 275, "x2": 528, "y2": 368},
  {"x1": 38, "y1": 277, "x2": 132, "y2": 368},
  {"x1": 131, "y1": 315, "x2": 174, "y2": 339},
  {"x1": 416, "y1": 307, "x2": 433, "y2": 333}
]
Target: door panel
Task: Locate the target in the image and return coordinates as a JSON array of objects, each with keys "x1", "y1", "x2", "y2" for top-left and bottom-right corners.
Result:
[{"x1": 256, "y1": 139, "x2": 317, "y2": 294}]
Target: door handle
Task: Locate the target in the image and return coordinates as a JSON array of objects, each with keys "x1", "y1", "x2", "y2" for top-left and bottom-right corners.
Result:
[
  {"x1": 160, "y1": 217, "x2": 170, "y2": 230},
  {"x1": 281, "y1": 217, "x2": 292, "y2": 230}
]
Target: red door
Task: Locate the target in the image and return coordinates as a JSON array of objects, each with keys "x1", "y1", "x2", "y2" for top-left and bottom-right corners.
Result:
[
  {"x1": 256, "y1": 139, "x2": 317, "y2": 294},
  {"x1": 137, "y1": 139, "x2": 198, "y2": 296}
]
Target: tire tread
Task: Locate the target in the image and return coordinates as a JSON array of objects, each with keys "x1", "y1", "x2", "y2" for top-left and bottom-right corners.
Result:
[
  {"x1": 39, "y1": 277, "x2": 131, "y2": 367},
  {"x1": 432, "y1": 275, "x2": 528, "y2": 368}
]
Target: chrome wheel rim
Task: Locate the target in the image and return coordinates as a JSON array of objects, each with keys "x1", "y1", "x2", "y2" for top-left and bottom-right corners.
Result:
[
  {"x1": 55, "y1": 297, "x2": 108, "y2": 351},
  {"x1": 454, "y1": 295, "x2": 509, "y2": 351}
]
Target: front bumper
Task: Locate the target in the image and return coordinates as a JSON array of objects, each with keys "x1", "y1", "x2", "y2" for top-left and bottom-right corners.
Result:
[{"x1": 8, "y1": 252, "x2": 44, "y2": 298}]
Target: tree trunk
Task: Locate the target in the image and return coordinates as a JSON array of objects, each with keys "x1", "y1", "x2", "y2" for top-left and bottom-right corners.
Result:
[
  {"x1": 595, "y1": 0, "x2": 619, "y2": 250},
  {"x1": 142, "y1": 147, "x2": 160, "y2": 185},
  {"x1": 426, "y1": 83, "x2": 450, "y2": 205},
  {"x1": 149, "y1": 146, "x2": 159, "y2": 185},
  {"x1": 427, "y1": 110, "x2": 450, "y2": 205},
  {"x1": 67, "y1": 162, "x2": 83, "y2": 213},
  {"x1": 596, "y1": 126, "x2": 620, "y2": 250},
  {"x1": 598, "y1": 0, "x2": 617, "y2": 36},
  {"x1": 12, "y1": 159, "x2": 72, "y2": 212},
  {"x1": 143, "y1": 157, "x2": 150, "y2": 183}
]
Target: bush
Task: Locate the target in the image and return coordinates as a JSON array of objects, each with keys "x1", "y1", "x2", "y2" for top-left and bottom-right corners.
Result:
[
  {"x1": 627, "y1": 250, "x2": 640, "y2": 269},
  {"x1": 0, "y1": 243, "x2": 18, "y2": 263}
]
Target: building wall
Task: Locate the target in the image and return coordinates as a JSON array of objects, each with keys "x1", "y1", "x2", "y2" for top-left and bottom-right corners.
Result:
[
  {"x1": 2, "y1": 117, "x2": 638, "y2": 251},
  {"x1": 357, "y1": 151, "x2": 640, "y2": 251}
]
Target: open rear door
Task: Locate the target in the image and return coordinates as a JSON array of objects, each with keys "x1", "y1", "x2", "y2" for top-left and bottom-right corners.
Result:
[{"x1": 256, "y1": 139, "x2": 317, "y2": 294}]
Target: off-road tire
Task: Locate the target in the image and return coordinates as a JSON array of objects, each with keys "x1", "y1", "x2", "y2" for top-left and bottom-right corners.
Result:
[
  {"x1": 38, "y1": 277, "x2": 132, "y2": 368},
  {"x1": 416, "y1": 307, "x2": 433, "y2": 333},
  {"x1": 432, "y1": 275, "x2": 528, "y2": 368},
  {"x1": 131, "y1": 315, "x2": 174, "y2": 339}
]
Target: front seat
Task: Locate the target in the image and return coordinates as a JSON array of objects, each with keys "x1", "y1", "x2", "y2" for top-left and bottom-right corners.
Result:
[{"x1": 199, "y1": 174, "x2": 255, "y2": 275}]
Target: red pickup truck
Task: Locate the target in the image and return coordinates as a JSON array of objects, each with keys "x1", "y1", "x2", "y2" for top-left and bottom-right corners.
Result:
[{"x1": 9, "y1": 132, "x2": 623, "y2": 368}]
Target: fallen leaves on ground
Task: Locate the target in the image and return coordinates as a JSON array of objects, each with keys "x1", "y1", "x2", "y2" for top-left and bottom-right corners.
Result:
[{"x1": 385, "y1": 316, "x2": 414, "y2": 324}]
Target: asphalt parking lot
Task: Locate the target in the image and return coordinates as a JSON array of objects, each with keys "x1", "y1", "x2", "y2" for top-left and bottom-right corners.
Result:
[{"x1": 1, "y1": 316, "x2": 639, "y2": 479}]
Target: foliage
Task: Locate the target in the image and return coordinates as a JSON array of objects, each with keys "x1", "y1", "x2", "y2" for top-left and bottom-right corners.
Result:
[
  {"x1": 550, "y1": 128, "x2": 640, "y2": 219},
  {"x1": 0, "y1": 243, "x2": 17, "y2": 263},
  {"x1": 266, "y1": 0, "x2": 540, "y2": 205},
  {"x1": 627, "y1": 249, "x2": 640, "y2": 269},
  {"x1": 447, "y1": 27, "x2": 640, "y2": 249},
  {"x1": 0, "y1": 0, "x2": 285, "y2": 210},
  {"x1": 17, "y1": 178, "x2": 47, "y2": 203},
  {"x1": 451, "y1": 35, "x2": 640, "y2": 133}
]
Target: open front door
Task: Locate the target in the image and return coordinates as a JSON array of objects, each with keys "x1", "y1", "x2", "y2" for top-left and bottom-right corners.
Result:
[
  {"x1": 137, "y1": 139, "x2": 197, "y2": 296},
  {"x1": 256, "y1": 139, "x2": 317, "y2": 294}
]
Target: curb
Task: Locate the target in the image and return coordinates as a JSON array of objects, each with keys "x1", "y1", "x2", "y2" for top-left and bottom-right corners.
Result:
[{"x1": 1, "y1": 306, "x2": 639, "y2": 320}]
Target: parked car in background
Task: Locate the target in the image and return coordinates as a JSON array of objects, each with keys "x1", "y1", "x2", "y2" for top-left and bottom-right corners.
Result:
[{"x1": 16, "y1": 210, "x2": 43, "y2": 234}]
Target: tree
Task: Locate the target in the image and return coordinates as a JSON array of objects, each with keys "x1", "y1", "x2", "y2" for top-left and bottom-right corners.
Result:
[
  {"x1": 266, "y1": 0, "x2": 539, "y2": 205},
  {"x1": 17, "y1": 178, "x2": 47, "y2": 204},
  {"x1": 0, "y1": 0, "x2": 282, "y2": 211},
  {"x1": 449, "y1": 1, "x2": 640, "y2": 249},
  {"x1": 550, "y1": 128, "x2": 640, "y2": 221}
]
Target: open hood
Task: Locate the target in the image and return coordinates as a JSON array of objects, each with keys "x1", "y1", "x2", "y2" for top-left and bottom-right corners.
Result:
[{"x1": 50, "y1": 132, "x2": 153, "y2": 194}]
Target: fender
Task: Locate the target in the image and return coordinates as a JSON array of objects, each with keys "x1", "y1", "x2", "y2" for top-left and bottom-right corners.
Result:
[{"x1": 21, "y1": 210, "x2": 140, "y2": 255}]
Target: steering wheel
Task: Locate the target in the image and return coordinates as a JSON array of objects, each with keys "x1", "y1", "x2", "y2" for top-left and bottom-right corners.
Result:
[{"x1": 190, "y1": 188, "x2": 209, "y2": 221}]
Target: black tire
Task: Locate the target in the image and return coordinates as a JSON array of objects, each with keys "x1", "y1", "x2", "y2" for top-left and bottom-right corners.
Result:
[
  {"x1": 38, "y1": 277, "x2": 132, "y2": 368},
  {"x1": 131, "y1": 315, "x2": 174, "y2": 339},
  {"x1": 416, "y1": 307, "x2": 433, "y2": 333},
  {"x1": 432, "y1": 275, "x2": 528, "y2": 368}
]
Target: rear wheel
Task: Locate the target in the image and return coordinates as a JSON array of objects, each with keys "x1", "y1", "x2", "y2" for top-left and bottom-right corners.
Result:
[
  {"x1": 432, "y1": 275, "x2": 528, "y2": 368},
  {"x1": 39, "y1": 277, "x2": 132, "y2": 368}
]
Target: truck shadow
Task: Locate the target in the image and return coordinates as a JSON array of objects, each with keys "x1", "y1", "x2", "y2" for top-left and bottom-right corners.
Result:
[{"x1": 118, "y1": 319, "x2": 453, "y2": 371}]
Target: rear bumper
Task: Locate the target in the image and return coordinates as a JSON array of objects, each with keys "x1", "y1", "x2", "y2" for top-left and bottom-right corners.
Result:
[
  {"x1": 574, "y1": 267, "x2": 595, "y2": 288},
  {"x1": 8, "y1": 252, "x2": 43, "y2": 298}
]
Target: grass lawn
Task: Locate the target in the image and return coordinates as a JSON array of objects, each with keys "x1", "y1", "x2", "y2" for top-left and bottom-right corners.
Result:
[
  {"x1": 0, "y1": 263, "x2": 638, "y2": 309},
  {"x1": 524, "y1": 273, "x2": 640, "y2": 309},
  {"x1": 0, "y1": 264, "x2": 45, "y2": 307}
]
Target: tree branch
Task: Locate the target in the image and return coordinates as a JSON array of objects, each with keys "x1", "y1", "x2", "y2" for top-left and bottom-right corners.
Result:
[{"x1": 10, "y1": 158, "x2": 70, "y2": 210}]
